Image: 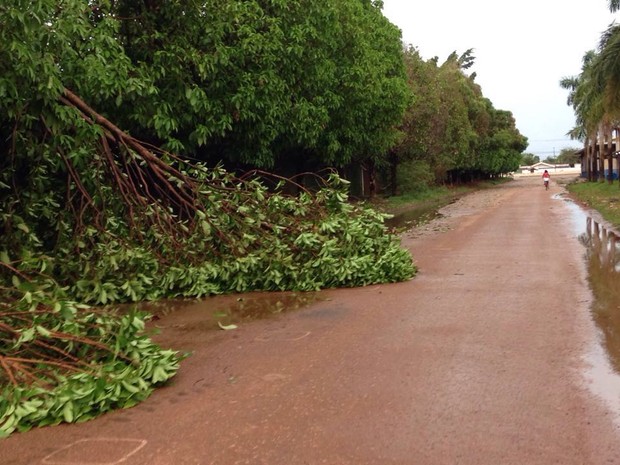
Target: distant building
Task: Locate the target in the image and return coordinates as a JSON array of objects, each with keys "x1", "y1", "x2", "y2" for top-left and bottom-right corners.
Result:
[
  {"x1": 518, "y1": 162, "x2": 570, "y2": 174},
  {"x1": 576, "y1": 142, "x2": 619, "y2": 181}
]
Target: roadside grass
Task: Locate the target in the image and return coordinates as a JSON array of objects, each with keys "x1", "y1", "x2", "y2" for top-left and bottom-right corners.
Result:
[
  {"x1": 378, "y1": 185, "x2": 468, "y2": 211},
  {"x1": 567, "y1": 179, "x2": 620, "y2": 229},
  {"x1": 372, "y1": 177, "x2": 512, "y2": 216}
]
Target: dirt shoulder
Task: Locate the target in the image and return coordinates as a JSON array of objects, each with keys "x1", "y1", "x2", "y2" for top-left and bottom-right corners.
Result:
[{"x1": 4, "y1": 175, "x2": 620, "y2": 465}]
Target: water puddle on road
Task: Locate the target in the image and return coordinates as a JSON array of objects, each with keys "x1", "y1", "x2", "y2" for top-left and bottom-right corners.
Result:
[
  {"x1": 576, "y1": 216, "x2": 620, "y2": 371},
  {"x1": 124, "y1": 291, "x2": 323, "y2": 333},
  {"x1": 384, "y1": 202, "x2": 444, "y2": 231},
  {"x1": 556, "y1": 194, "x2": 620, "y2": 418}
]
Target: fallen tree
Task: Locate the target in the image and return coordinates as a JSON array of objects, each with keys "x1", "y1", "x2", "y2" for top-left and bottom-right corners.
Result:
[
  {"x1": 0, "y1": 270, "x2": 181, "y2": 438},
  {"x1": 0, "y1": 86, "x2": 415, "y2": 436}
]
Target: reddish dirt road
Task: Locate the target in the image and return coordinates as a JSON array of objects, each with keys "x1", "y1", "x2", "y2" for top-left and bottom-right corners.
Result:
[{"x1": 4, "y1": 175, "x2": 620, "y2": 464}]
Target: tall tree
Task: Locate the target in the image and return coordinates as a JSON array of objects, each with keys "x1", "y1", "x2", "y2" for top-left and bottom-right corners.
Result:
[
  {"x1": 94, "y1": 0, "x2": 408, "y2": 170},
  {"x1": 389, "y1": 46, "x2": 525, "y2": 191}
]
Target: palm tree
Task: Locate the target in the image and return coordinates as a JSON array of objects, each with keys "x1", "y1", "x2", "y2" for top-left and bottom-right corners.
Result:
[
  {"x1": 590, "y1": 23, "x2": 620, "y2": 182},
  {"x1": 559, "y1": 3, "x2": 620, "y2": 183},
  {"x1": 590, "y1": 24, "x2": 620, "y2": 111},
  {"x1": 560, "y1": 51, "x2": 601, "y2": 180}
]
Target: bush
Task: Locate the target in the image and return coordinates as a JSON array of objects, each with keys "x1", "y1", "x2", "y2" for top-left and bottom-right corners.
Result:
[{"x1": 396, "y1": 160, "x2": 436, "y2": 195}]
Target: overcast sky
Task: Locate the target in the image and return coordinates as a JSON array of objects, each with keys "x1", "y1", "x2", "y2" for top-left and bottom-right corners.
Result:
[{"x1": 381, "y1": 1, "x2": 619, "y2": 159}]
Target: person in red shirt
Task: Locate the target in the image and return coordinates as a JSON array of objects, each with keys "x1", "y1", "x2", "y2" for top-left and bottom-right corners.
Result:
[{"x1": 542, "y1": 170, "x2": 550, "y2": 190}]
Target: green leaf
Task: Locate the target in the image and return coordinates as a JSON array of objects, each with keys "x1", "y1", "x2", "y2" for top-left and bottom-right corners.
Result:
[
  {"x1": 62, "y1": 402, "x2": 74, "y2": 423},
  {"x1": 217, "y1": 321, "x2": 238, "y2": 331},
  {"x1": 35, "y1": 325, "x2": 51, "y2": 337},
  {"x1": 16, "y1": 223, "x2": 29, "y2": 233}
]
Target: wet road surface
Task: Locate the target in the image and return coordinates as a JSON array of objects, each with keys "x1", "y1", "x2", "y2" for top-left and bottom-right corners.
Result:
[{"x1": 4, "y1": 175, "x2": 620, "y2": 464}]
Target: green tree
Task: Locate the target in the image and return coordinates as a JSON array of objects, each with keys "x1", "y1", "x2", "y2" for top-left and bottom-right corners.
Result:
[
  {"x1": 561, "y1": 47, "x2": 614, "y2": 181},
  {"x1": 109, "y1": 0, "x2": 335, "y2": 166},
  {"x1": 435, "y1": 52, "x2": 480, "y2": 179},
  {"x1": 96, "y1": 0, "x2": 408, "y2": 170},
  {"x1": 389, "y1": 47, "x2": 526, "y2": 191},
  {"x1": 0, "y1": 0, "x2": 148, "y2": 254},
  {"x1": 556, "y1": 147, "x2": 581, "y2": 165},
  {"x1": 1, "y1": 0, "x2": 418, "y2": 296},
  {"x1": 386, "y1": 46, "x2": 442, "y2": 194},
  {"x1": 309, "y1": 0, "x2": 409, "y2": 169},
  {"x1": 0, "y1": 0, "x2": 416, "y2": 292},
  {"x1": 476, "y1": 108, "x2": 528, "y2": 176},
  {"x1": 437, "y1": 53, "x2": 526, "y2": 181},
  {"x1": 521, "y1": 153, "x2": 540, "y2": 165},
  {"x1": 559, "y1": 0, "x2": 620, "y2": 183},
  {"x1": 0, "y1": 4, "x2": 417, "y2": 430}
]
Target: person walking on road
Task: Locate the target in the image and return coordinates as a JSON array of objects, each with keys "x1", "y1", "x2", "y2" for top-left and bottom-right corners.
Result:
[{"x1": 542, "y1": 170, "x2": 550, "y2": 190}]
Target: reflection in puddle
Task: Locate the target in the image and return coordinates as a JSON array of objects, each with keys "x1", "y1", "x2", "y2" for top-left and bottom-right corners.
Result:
[
  {"x1": 578, "y1": 217, "x2": 620, "y2": 374},
  {"x1": 561, "y1": 194, "x2": 620, "y2": 423},
  {"x1": 384, "y1": 203, "x2": 443, "y2": 231},
  {"x1": 120, "y1": 291, "x2": 323, "y2": 332}
]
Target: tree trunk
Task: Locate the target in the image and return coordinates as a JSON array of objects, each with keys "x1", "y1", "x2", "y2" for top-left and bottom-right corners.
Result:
[
  {"x1": 389, "y1": 151, "x2": 398, "y2": 197},
  {"x1": 584, "y1": 139, "x2": 591, "y2": 181},
  {"x1": 599, "y1": 127, "x2": 605, "y2": 182},
  {"x1": 367, "y1": 160, "x2": 377, "y2": 199}
]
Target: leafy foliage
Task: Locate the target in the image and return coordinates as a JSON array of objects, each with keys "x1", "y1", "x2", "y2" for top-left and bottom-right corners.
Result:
[
  {"x1": 550, "y1": 147, "x2": 581, "y2": 165},
  {"x1": 51, "y1": 0, "x2": 407, "y2": 169},
  {"x1": 0, "y1": 130, "x2": 414, "y2": 438},
  {"x1": 0, "y1": 279, "x2": 181, "y2": 438},
  {"x1": 386, "y1": 46, "x2": 527, "y2": 191},
  {"x1": 0, "y1": 1, "x2": 416, "y2": 437},
  {"x1": 0, "y1": 82, "x2": 415, "y2": 433},
  {"x1": 4, "y1": 164, "x2": 415, "y2": 305},
  {"x1": 395, "y1": 161, "x2": 436, "y2": 195},
  {"x1": 559, "y1": 0, "x2": 620, "y2": 174},
  {"x1": 521, "y1": 153, "x2": 540, "y2": 166}
]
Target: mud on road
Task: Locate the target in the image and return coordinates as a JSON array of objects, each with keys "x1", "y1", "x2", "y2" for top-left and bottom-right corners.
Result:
[{"x1": 4, "y1": 175, "x2": 620, "y2": 465}]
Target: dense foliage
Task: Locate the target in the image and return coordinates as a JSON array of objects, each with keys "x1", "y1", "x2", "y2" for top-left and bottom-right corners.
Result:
[
  {"x1": 0, "y1": 0, "x2": 416, "y2": 435},
  {"x1": 386, "y1": 46, "x2": 527, "y2": 193},
  {"x1": 0, "y1": 284, "x2": 180, "y2": 438},
  {"x1": 29, "y1": 165, "x2": 416, "y2": 305},
  {"x1": 49, "y1": 0, "x2": 409, "y2": 169}
]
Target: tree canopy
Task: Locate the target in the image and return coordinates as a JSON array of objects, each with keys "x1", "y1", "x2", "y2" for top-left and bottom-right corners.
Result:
[
  {"x1": 559, "y1": 1, "x2": 620, "y2": 170},
  {"x1": 387, "y1": 45, "x2": 526, "y2": 192}
]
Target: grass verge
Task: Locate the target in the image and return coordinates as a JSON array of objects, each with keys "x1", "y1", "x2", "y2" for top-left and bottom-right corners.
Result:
[
  {"x1": 371, "y1": 178, "x2": 512, "y2": 216},
  {"x1": 566, "y1": 179, "x2": 620, "y2": 229}
]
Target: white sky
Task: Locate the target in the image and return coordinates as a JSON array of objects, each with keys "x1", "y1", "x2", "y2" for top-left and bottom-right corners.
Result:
[{"x1": 381, "y1": 0, "x2": 619, "y2": 159}]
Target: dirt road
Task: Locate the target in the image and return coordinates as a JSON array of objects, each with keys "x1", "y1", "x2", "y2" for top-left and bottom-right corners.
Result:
[{"x1": 4, "y1": 175, "x2": 620, "y2": 464}]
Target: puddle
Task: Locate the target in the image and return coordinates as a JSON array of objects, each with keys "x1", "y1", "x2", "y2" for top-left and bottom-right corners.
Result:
[
  {"x1": 556, "y1": 194, "x2": 620, "y2": 420},
  {"x1": 384, "y1": 203, "x2": 444, "y2": 231},
  {"x1": 582, "y1": 345, "x2": 620, "y2": 422},
  {"x1": 577, "y1": 216, "x2": 620, "y2": 373},
  {"x1": 114, "y1": 291, "x2": 323, "y2": 332}
]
